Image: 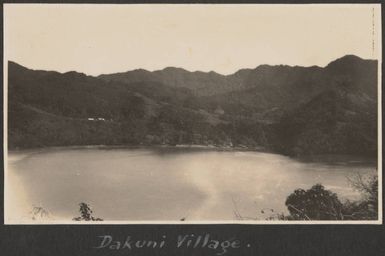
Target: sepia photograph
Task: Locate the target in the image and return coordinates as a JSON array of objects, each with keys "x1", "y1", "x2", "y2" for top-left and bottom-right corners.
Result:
[{"x1": 3, "y1": 4, "x2": 382, "y2": 224}]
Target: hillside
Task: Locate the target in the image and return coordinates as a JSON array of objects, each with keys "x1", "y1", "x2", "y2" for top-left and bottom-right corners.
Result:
[{"x1": 7, "y1": 55, "x2": 378, "y2": 156}]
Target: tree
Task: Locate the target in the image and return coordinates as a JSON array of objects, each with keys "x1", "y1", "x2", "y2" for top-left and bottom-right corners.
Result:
[
  {"x1": 285, "y1": 174, "x2": 378, "y2": 221},
  {"x1": 343, "y1": 173, "x2": 378, "y2": 220},
  {"x1": 73, "y1": 202, "x2": 103, "y2": 221},
  {"x1": 30, "y1": 206, "x2": 51, "y2": 220},
  {"x1": 285, "y1": 184, "x2": 344, "y2": 220}
]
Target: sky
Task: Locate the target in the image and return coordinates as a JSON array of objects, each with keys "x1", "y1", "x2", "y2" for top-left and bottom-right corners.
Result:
[{"x1": 4, "y1": 4, "x2": 382, "y2": 76}]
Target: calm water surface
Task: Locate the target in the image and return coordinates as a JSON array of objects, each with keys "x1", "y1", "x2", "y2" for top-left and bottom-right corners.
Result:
[{"x1": 6, "y1": 147, "x2": 377, "y2": 222}]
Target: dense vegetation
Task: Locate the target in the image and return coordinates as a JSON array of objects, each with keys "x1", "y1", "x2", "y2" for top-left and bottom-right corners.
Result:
[
  {"x1": 284, "y1": 173, "x2": 378, "y2": 220},
  {"x1": 8, "y1": 55, "x2": 378, "y2": 156},
  {"x1": 233, "y1": 173, "x2": 378, "y2": 221}
]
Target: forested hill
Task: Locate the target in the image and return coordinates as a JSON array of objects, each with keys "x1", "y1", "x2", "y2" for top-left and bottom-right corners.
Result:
[{"x1": 8, "y1": 55, "x2": 378, "y2": 157}]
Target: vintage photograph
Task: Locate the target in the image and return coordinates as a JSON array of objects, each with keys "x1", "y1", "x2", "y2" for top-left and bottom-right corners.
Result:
[{"x1": 3, "y1": 4, "x2": 382, "y2": 224}]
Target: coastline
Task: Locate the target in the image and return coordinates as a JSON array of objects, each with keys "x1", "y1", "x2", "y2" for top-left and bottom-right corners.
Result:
[
  {"x1": 7, "y1": 144, "x2": 377, "y2": 166},
  {"x1": 7, "y1": 143, "x2": 269, "y2": 154}
]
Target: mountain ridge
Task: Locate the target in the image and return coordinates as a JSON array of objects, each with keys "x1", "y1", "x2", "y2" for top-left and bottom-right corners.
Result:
[
  {"x1": 7, "y1": 54, "x2": 378, "y2": 157},
  {"x1": 9, "y1": 54, "x2": 376, "y2": 78}
]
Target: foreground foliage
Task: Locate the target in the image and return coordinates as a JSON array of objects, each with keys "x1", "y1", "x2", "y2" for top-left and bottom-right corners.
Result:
[
  {"x1": 73, "y1": 202, "x2": 103, "y2": 221},
  {"x1": 285, "y1": 173, "x2": 378, "y2": 220}
]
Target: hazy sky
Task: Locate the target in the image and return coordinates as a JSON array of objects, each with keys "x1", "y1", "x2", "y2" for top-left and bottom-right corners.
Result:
[{"x1": 4, "y1": 4, "x2": 381, "y2": 76}]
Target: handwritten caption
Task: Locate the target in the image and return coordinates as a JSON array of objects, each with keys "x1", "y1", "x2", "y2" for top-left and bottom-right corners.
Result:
[{"x1": 94, "y1": 233, "x2": 250, "y2": 255}]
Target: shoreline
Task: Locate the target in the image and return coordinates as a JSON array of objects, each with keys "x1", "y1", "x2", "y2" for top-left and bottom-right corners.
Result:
[
  {"x1": 7, "y1": 144, "x2": 269, "y2": 154},
  {"x1": 6, "y1": 144, "x2": 377, "y2": 167}
]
